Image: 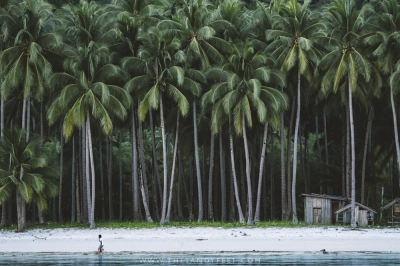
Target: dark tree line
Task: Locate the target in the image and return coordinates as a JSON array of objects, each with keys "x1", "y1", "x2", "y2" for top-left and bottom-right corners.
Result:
[{"x1": 0, "y1": 0, "x2": 399, "y2": 231}]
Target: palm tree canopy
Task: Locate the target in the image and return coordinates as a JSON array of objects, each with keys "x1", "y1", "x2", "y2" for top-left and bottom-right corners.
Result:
[
  {"x1": 266, "y1": 0, "x2": 324, "y2": 81},
  {"x1": 47, "y1": 1, "x2": 131, "y2": 139},
  {"x1": 320, "y1": 0, "x2": 381, "y2": 99},
  {"x1": 365, "y1": 0, "x2": 400, "y2": 75},
  {"x1": 157, "y1": 0, "x2": 232, "y2": 69},
  {"x1": 0, "y1": 0, "x2": 62, "y2": 101},
  {"x1": 0, "y1": 128, "x2": 58, "y2": 210},
  {"x1": 203, "y1": 42, "x2": 288, "y2": 134},
  {"x1": 123, "y1": 28, "x2": 191, "y2": 121}
]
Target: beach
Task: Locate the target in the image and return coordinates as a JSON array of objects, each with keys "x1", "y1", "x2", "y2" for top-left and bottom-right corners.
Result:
[{"x1": 1, "y1": 226, "x2": 400, "y2": 254}]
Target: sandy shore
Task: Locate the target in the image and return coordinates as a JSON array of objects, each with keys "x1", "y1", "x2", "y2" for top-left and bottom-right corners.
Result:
[{"x1": 1, "y1": 226, "x2": 400, "y2": 253}]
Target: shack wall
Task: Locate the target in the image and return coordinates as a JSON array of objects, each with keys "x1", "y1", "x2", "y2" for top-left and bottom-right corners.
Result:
[
  {"x1": 359, "y1": 210, "x2": 368, "y2": 226},
  {"x1": 304, "y1": 196, "x2": 332, "y2": 224},
  {"x1": 304, "y1": 197, "x2": 313, "y2": 223},
  {"x1": 321, "y1": 198, "x2": 331, "y2": 224}
]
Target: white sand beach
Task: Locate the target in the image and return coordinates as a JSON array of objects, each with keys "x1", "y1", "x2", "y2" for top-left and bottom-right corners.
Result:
[{"x1": 1, "y1": 226, "x2": 399, "y2": 253}]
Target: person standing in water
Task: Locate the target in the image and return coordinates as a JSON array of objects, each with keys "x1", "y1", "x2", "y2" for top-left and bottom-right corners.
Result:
[{"x1": 98, "y1": 234, "x2": 104, "y2": 254}]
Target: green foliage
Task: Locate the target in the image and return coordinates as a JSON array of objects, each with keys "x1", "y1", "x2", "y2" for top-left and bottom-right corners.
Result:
[{"x1": 0, "y1": 128, "x2": 58, "y2": 210}]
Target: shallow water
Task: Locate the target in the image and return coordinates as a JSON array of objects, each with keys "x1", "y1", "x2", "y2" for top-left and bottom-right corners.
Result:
[{"x1": 0, "y1": 252, "x2": 399, "y2": 265}]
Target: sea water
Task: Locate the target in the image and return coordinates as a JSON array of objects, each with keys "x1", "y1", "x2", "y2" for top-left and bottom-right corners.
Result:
[{"x1": 0, "y1": 252, "x2": 399, "y2": 265}]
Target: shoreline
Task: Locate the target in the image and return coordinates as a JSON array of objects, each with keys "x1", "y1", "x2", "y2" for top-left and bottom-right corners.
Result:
[{"x1": 1, "y1": 227, "x2": 400, "y2": 253}]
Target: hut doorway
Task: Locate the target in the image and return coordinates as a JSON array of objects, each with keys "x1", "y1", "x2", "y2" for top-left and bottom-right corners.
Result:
[{"x1": 313, "y1": 208, "x2": 322, "y2": 223}]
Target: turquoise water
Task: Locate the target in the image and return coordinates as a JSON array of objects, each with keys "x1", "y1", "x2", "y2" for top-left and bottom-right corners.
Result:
[{"x1": 0, "y1": 252, "x2": 399, "y2": 265}]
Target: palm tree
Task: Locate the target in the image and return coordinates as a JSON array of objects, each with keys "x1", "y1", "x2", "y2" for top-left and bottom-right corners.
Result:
[
  {"x1": 0, "y1": 0, "x2": 61, "y2": 135},
  {"x1": 113, "y1": 0, "x2": 165, "y2": 221},
  {"x1": 249, "y1": 0, "x2": 288, "y2": 221},
  {"x1": 158, "y1": 0, "x2": 232, "y2": 222},
  {"x1": 320, "y1": 0, "x2": 381, "y2": 227},
  {"x1": 266, "y1": 0, "x2": 324, "y2": 223},
  {"x1": 203, "y1": 41, "x2": 287, "y2": 225},
  {"x1": 47, "y1": 1, "x2": 131, "y2": 229},
  {"x1": 123, "y1": 27, "x2": 189, "y2": 225},
  {"x1": 366, "y1": 0, "x2": 400, "y2": 177},
  {"x1": 0, "y1": 128, "x2": 58, "y2": 232},
  {"x1": 158, "y1": 0, "x2": 232, "y2": 69}
]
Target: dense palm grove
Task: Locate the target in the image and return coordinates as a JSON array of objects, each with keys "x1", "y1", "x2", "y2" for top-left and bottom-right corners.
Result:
[{"x1": 0, "y1": 0, "x2": 399, "y2": 232}]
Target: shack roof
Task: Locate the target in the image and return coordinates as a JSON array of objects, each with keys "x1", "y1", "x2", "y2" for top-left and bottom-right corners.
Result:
[
  {"x1": 381, "y1": 198, "x2": 400, "y2": 210},
  {"x1": 335, "y1": 202, "x2": 377, "y2": 214},
  {"x1": 300, "y1": 193, "x2": 348, "y2": 201}
]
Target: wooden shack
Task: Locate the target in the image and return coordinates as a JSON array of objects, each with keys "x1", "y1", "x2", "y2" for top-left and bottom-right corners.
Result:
[
  {"x1": 301, "y1": 194, "x2": 348, "y2": 224},
  {"x1": 335, "y1": 202, "x2": 376, "y2": 226},
  {"x1": 381, "y1": 198, "x2": 400, "y2": 225}
]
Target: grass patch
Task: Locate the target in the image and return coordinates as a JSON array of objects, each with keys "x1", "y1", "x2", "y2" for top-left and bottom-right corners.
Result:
[{"x1": 0, "y1": 220, "x2": 338, "y2": 231}]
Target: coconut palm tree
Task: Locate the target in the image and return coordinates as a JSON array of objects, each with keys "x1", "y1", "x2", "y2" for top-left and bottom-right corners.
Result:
[
  {"x1": 158, "y1": 0, "x2": 232, "y2": 222},
  {"x1": 0, "y1": 0, "x2": 61, "y2": 135},
  {"x1": 365, "y1": 0, "x2": 400, "y2": 178},
  {"x1": 47, "y1": 1, "x2": 131, "y2": 229},
  {"x1": 202, "y1": 41, "x2": 287, "y2": 225},
  {"x1": 266, "y1": 0, "x2": 324, "y2": 223},
  {"x1": 0, "y1": 128, "x2": 58, "y2": 232},
  {"x1": 320, "y1": 0, "x2": 382, "y2": 227},
  {"x1": 122, "y1": 27, "x2": 189, "y2": 225},
  {"x1": 113, "y1": 0, "x2": 166, "y2": 222},
  {"x1": 158, "y1": 0, "x2": 232, "y2": 69},
  {"x1": 248, "y1": 0, "x2": 290, "y2": 220}
]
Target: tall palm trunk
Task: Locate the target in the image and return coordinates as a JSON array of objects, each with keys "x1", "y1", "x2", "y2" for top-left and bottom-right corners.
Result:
[
  {"x1": 315, "y1": 100, "x2": 323, "y2": 194},
  {"x1": 1, "y1": 96, "x2": 6, "y2": 226},
  {"x1": 160, "y1": 95, "x2": 169, "y2": 225},
  {"x1": 86, "y1": 112, "x2": 96, "y2": 229},
  {"x1": 270, "y1": 130, "x2": 275, "y2": 220},
  {"x1": 81, "y1": 128, "x2": 88, "y2": 223},
  {"x1": 16, "y1": 97, "x2": 28, "y2": 230},
  {"x1": 346, "y1": 103, "x2": 350, "y2": 198},
  {"x1": 254, "y1": 122, "x2": 268, "y2": 222},
  {"x1": 16, "y1": 192, "x2": 25, "y2": 232},
  {"x1": 84, "y1": 122, "x2": 92, "y2": 225},
  {"x1": 119, "y1": 131, "x2": 123, "y2": 221},
  {"x1": 76, "y1": 155, "x2": 81, "y2": 223},
  {"x1": 138, "y1": 113, "x2": 153, "y2": 223},
  {"x1": 193, "y1": 102, "x2": 203, "y2": 222},
  {"x1": 305, "y1": 133, "x2": 310, "y2": 194},
  {"x1": 323, "y1": 107, "x2": 329, "y2": 177},
  {"x1": 149, "y1": 108, "x2": 162, "y2": 216},
  {"x1": 99, "y1": 140, "x2": 105, "y2": 220},
  {"x1": 287, "y1": 96, "x2": 295, "y2": 218},
  {"x1": 139, "y1": 167, "x2": 154, "y2": 222},
  {"x1": 229, "y1": 116, "x2": 245, "y2": 223},
  {"x1": 107, "y1": 135, "x2": 114, "y2": 221},
  {"x1": 390, "y1": 80, "x2": 400, "y2": 176},
  {"x1": 137, "y1": 101, "x2": 150, "y2": 205},
  {"x1": 208, "y1": 132, "x2": 215, "y2": 222},
  {"x1": 58, "y1": 129, "x2": 64, "y2": 222},
  {"x1": 219, "y1": 130, "x2": 227, "y2": 222},
  {"x1": 131, "y1": 108, "x2": 140, "y2": 222},
  {"x1": 166, "y1": 114, "x2": 180, "y2": 223},
  {"x1": 280, "y1": 111, "x2": 287, "y2": 220},
  {"x1": 291, "y1": 69, "x2": 301, "y2": 224},
  {"x1": 177, "y1": 152, "x2": 184, "y2": 219},
  {"x1": 71, "y1": 136, "x2": 76, "y2": 222},
  {"x1": 361, "y1": 107, "x2": 373, "y2": 205},
  {"x1": 348, "y1": 80, "x2": 356, "y2": 228},
  {"x1": 341, "y1": 117, "x2": 346, "y2": 197}
]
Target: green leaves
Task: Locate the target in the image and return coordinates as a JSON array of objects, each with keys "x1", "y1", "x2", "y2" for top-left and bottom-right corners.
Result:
[
  {"x1": 320, "y1": 0, "x2": 382, "y2": 101},
  {"x1": 0, "y1": 128, "x2": 58, "y2": 209},
  {"x1": 203, "y1": 41, "x2": 287, "y2": 135}
]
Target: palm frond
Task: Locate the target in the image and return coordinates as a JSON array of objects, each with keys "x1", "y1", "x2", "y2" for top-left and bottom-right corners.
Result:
[{"x1": 167, "y1": 84, "x2": 189, "y2": 117}]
